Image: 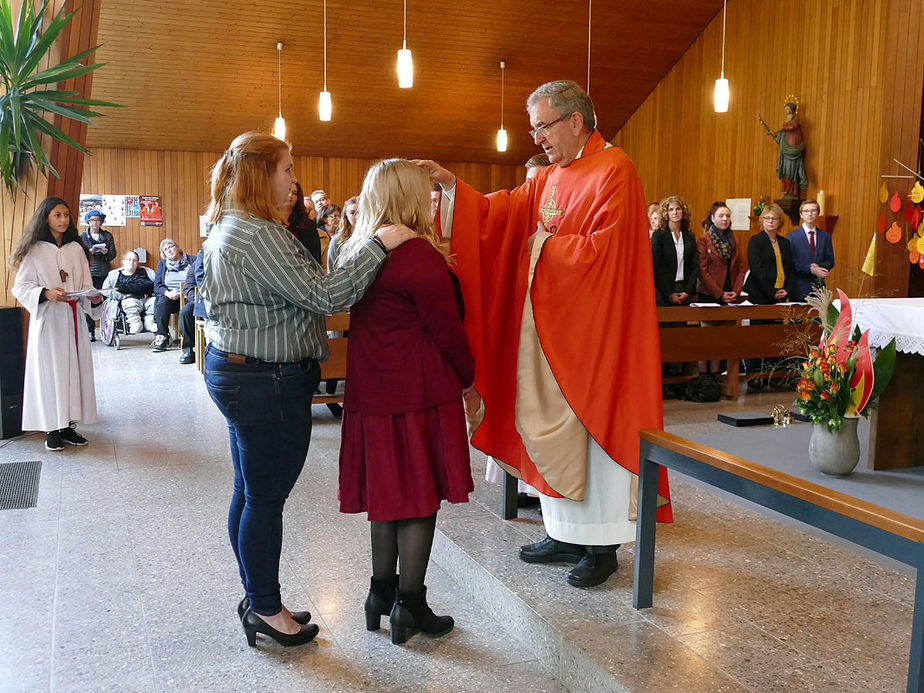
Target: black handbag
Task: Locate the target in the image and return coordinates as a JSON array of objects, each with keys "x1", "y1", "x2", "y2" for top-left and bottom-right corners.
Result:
[{"x1": 684, "y1": 374, "x2": 722, "y2": 402}]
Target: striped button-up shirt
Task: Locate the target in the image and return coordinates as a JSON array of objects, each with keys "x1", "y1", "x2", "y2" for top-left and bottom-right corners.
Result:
[{"x1": 201, "y1": 210, "x2": 386, "y2": 362}]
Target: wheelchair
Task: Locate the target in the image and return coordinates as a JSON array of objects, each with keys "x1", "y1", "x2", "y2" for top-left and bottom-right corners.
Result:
[
  {"x1": 100, "y1": 296, "x2": 157, "y2": 349},
  {"x1": 99, "y1": 296, "x2": 129, "y2": 349}
]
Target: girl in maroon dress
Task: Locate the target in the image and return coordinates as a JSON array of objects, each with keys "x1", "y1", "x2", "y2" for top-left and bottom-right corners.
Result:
[{"x1": 336, "y1": 159, "x2": 475, "y2": 645}]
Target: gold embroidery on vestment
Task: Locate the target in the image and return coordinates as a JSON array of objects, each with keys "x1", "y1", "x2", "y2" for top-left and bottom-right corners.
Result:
[{"x1": 539, "y1": 185, "x2": 564, "y2": 225}]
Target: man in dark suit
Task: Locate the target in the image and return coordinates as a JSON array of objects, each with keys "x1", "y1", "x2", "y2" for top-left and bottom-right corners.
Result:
[{"x1": 786, "y1": 199, "x2": 834, "y2": 299}]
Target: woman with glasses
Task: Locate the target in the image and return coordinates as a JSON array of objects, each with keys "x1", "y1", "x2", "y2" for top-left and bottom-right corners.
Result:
[
  {"x1": 743, "y1": 203, "x2": 799, "y2": 390},
  {"x1": 152, "y1": 238, "x2": 193, "y2": 352},
  {"x1": 744, "y1": 203, "x2": 798, "y2": 305}
]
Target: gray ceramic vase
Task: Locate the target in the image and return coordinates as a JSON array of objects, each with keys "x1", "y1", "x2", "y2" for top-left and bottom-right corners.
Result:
[{"x1": 808, "y1": 417, "x2": 860, "y2": 476}]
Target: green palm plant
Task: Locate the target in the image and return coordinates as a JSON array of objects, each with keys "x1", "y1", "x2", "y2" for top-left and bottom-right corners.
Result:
[{"x1": 0, "y1": 0, "x2": 119, "y2": 198}]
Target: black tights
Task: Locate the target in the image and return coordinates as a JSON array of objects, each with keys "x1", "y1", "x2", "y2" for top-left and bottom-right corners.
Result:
[{"x1": 370, "y1": 513, "x2": 437, "y2": 593}]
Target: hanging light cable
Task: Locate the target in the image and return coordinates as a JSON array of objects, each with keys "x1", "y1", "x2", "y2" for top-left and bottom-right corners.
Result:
[
  {"x1": 274, "y1": 42, "x2": 286, "y2": 139},
  {"x1": 319, "y1": 0, "x2": 332, "y2": 120},
  {"x1": 586, "y1": 0, "x2": 592, "y2": 94},
  {"x1": 496, "y1": 60, "x2": 507, "y2": 152},
  {"x1": 714, "y1": 0, "x2": 729, "y2": 113},
  {"x1": 397, "y1": 0, "x2": 413, "y2": 88}
]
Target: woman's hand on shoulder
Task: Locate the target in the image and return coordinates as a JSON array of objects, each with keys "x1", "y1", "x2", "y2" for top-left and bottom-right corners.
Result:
[{"x1": 375, "y1": 224, "x2": 416, "y2": 251}]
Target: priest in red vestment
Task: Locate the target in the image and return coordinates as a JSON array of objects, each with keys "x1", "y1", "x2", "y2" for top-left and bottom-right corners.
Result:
[{"x1": 419, "y1": 80, "x2": 671, "y2": 588}]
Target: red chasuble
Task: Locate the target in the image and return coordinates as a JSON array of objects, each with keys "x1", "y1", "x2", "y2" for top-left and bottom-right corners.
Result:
[{"x1": 450, "y1": 131, "x2": 672, "y2": 522}]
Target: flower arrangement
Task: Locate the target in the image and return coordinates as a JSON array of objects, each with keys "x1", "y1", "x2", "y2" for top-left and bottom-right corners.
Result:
[
  {"x1": 795, "y1": 289, "x2": 896, "y2": 432},
  {"x1": 752, "y1": 195, "x2": 769, "y2": 216}
]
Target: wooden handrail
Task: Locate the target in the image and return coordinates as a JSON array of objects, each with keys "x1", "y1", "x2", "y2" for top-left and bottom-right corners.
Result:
[{"x1": 640, "y1": 429, "x2": 924, "y2": 543}]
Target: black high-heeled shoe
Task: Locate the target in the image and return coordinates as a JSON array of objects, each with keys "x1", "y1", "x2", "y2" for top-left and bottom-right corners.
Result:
[
  {"x1": 237, "y1": 597, "x2": 311, "y2": 625},
  {"x1": 364, "y1": 575, "x2": 397, "y2": 631},
  {"x1": 389, "y1": 585, "x2": 453, "y2": 645},
  {"x1": 241, "y1": 608, "x2": 319, "y2": 647}
]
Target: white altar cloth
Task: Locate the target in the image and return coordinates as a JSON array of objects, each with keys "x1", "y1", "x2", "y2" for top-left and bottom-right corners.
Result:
[{"x1": 846, "y1": 297, "x2": 924, "y2": 356}]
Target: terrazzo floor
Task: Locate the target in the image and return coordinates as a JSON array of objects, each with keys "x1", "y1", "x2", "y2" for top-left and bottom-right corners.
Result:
[{"x1": 0, "y1": 336, "x2": 917, "y2": 692}]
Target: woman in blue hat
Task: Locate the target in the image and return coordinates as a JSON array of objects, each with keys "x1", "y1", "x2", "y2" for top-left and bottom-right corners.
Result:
[{"x1": 79, "y1": 210, "x2": 117, "y2": 341}]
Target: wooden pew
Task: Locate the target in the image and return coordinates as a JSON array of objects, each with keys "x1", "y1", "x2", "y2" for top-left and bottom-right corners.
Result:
[
  {"x1": 657, "y1": 304, "x2": 820, "y2": 398},
  {"x1": 633, "y1": 429, "x2": 924, "y2": 692},
  {"x1": 312, "y1": 313, "x2": 350, "y2": 406}
]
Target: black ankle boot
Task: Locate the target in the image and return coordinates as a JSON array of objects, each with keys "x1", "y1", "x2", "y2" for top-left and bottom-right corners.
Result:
[
  {"x1": 364, "y1": 576, "x2": 397, "y2": 631},
  {"x1": 389, "y1": 586, "x2": 453, "y2": 644}
]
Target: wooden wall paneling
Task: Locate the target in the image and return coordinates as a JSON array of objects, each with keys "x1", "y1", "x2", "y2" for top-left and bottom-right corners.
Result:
[
  {"x1": 877, "y1": 0, "x2": 924, "y2": 295},
  {"x1": 612, "y1": 0, "x2": 923, "y2": 299}
]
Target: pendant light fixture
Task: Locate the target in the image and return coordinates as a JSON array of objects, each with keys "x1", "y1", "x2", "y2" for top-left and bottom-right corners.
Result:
[
  {"x1": 397, "y1": 0, "x2": 413, "y2": 88},
  {"x1": 713, "y1": 0, "x2": 729, "y2": 113},
  {"x1": 273, "y1": 42, "x2": 286, "y2": 139},
  {"x1": 319, "y1": 0, "x2": 332, "y2": 120},
  {"x1": 496, "y1": 60, "x2": 507, "y2": 152}
]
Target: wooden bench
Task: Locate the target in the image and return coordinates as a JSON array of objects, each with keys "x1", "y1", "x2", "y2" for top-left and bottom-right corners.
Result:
[
  {"x1": 633, "y1": 429, "x2": 924, "y2": 692},
  {"x1": 657, "y1": 304, "x2": 820, "y2": 398},
  {"x1": 312, "y1": 313, "x2": 349, "y2": 406}
]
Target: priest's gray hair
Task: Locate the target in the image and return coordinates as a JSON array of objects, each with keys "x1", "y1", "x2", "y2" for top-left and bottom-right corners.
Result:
[{"x1": 527, "y1": 80, "x2": 596, "y2": 132}]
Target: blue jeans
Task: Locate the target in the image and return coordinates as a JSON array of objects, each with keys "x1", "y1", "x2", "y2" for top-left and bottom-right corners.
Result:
[{"x1": 204, "y1": 345, "x2": 320, "y2": 616}]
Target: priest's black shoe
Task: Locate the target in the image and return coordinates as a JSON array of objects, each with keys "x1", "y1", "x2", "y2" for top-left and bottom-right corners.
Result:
[
  {"x1": 237, "y1": 597, "x2": 310, "y2": 625},
  {"x1": 567, "y1": 550, "x2": 618, "y2": 588},
  {"x1": 518, "y1": 535, "x2": 583, "y2": 564},
  {"x1": 517, "y1": 492, "x2": 540, "y2": 508}
]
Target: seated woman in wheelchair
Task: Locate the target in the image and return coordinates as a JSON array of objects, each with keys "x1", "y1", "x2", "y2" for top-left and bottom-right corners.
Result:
[{"x1": 102, "y1": 250, "x2": 156, "y2": 334}]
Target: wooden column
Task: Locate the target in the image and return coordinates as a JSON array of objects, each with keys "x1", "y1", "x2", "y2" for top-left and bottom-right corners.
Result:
[
  {"x1": 45, "y1": 0, "x2": 102, "y2": 209},
  {"x1": 0, "y1": 0, "x2": 101, "y2": 307}
]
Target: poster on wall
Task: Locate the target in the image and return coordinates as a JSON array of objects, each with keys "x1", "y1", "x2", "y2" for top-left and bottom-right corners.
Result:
[
  {"x1": 725, "y1": 198, "x2": 753, "y2": 231},
  {"x1": 139, "y1": 195, "x2": 163, "y2": 226},
  {"x1": 199, "y1": 215, "x2": 215, "y2": 238},
  {"x1": 78, "y1": 194, "x2": 103, "y2": 224},
  {"x1": 125, "y1": 195, "x2": 140, "y2": 218},
  {"x1": 100, "y1": 195, "x2": 127, "y2": 226}
]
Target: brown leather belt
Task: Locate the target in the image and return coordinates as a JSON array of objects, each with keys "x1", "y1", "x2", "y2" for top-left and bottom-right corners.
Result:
[{"x1": 226, "y1": 352, "x2": 249, "y2": 365}]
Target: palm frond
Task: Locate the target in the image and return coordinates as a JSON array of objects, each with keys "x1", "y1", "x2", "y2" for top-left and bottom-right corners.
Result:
[{"x1": 0, "y1": 0, "x2": 119, "y2": 197}]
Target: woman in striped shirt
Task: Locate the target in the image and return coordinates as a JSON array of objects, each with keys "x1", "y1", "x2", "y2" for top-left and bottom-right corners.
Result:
[{"x1": 200, "y1": 132, "x2": 414, "y2": 648}]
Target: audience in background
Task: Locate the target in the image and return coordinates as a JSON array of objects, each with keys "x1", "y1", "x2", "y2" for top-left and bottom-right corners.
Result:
[
  {"x1": 102, "y1": 250, "x2": 156, "y2": 334},
  {"x1": 697, "y1": 202, "x2": 745, "y2": 305},
  {"x1": 152, "y1": 238, "x2": 192, "y2": 353},
  {"x1": 651, "y1": 196, "x2": 699, "y2": 306},
  {"x1": 178, "y1": 248, "x2": 205, "y2": 365},
  {"x1": 647, "y1": 202, "x2": 661, "y2": 238},
  {"x1": 743, "y1": 203, "x2": 798, "y2": 390},
  {"x1": 524, "y1": 153, "x2": 551, "y2": 180},
  {"x1": 328, "y1": 196, "x2": 358, "y2": 269},
  {"x1": 80, "y1": 210, "x2": 117, "y2": 341},
  {"x1": 787, "y1": 198, "x2": 834, "y2": 299},
  {"x1": 316, "y1": 204, "x2": 342, "y2": 271},
  {"x1": 284, "y1": 181, "x2": 322, "y2": 264},
  {"x1": 744, "y1": 203, "x2": 798, "y2": 305}
]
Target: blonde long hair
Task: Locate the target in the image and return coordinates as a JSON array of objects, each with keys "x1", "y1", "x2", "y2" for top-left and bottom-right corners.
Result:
[
  {"x1": 336, "y1": 159, "x2": 446, "y2": 267},
  {"x1": 206, "y1": 131, "x2": 291, "y2": 225}
]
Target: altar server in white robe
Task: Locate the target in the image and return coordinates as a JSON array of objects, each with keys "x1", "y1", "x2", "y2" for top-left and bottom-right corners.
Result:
[{"x1": 10, "y1": 197, "x2": 103, "y2": 452}]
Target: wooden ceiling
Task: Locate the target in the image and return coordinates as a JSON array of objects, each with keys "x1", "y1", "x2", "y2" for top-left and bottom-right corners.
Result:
[{"x1": 85, "y1": 0, "x2": 723, "y2": 164}]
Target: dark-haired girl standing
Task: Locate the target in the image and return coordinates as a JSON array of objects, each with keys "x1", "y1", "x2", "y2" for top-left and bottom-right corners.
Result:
[{"x1": 10, "y1": 198, "x2": 103, "y2": 451}]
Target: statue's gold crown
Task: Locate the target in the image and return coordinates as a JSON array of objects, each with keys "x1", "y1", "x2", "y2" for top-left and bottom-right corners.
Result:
[{"x1": 784, "y1": 94, "x2": 800, "y2": 109}]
